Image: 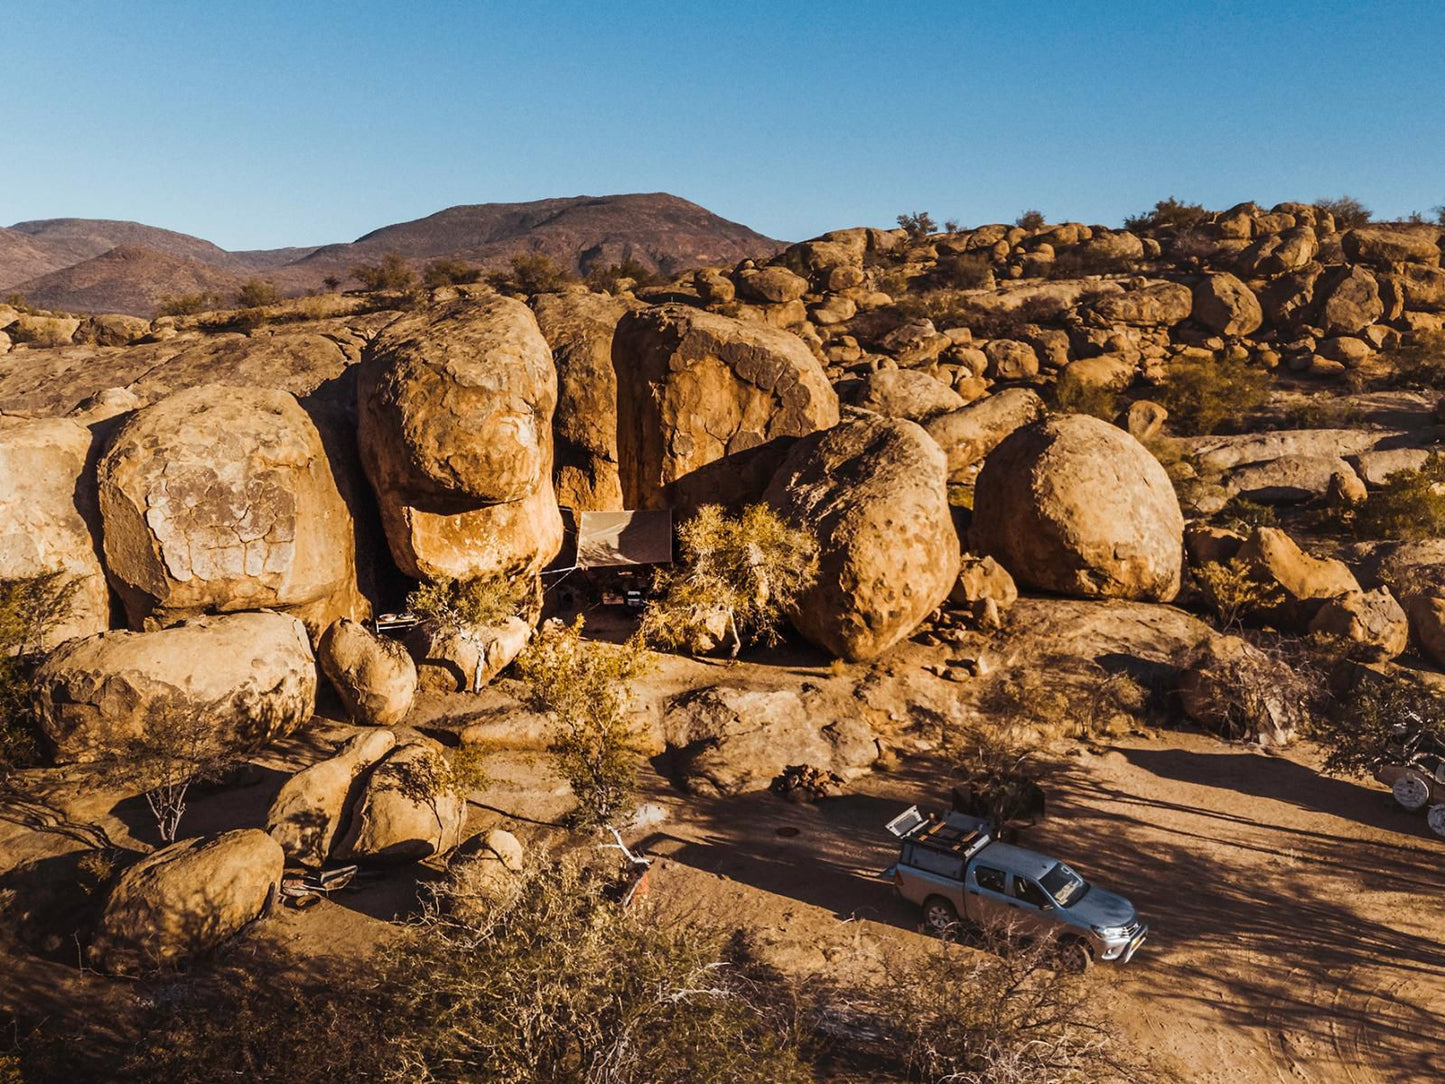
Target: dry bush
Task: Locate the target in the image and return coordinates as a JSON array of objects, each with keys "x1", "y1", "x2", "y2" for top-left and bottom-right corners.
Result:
[
  {"x1": 897, "y1": 210, "x2": 937, "y2": 239},
  {"x1": 1124, "y1": 196, "x2": 1209, "y2": 232},
  {"x1": 585, "y1": 257, "x2": 660, "y2": 293},
  {"x1": 233, "y1": 279, "x2": 280, "y2": 308},
  {"x1": 1381, "y1": 329, "x2": 1445, "y2": 390},
  {"x1": 1352, "y1": 453, "x2": 1445, "y2": 540},
  {"x1": 155, "y1": 291, "x2": 224, "y2": 317},
  {"x1": 351, "y1": 252, "x2": 417, "y2": 293},
  {"x1": 1051, "y1": 379, "x2": 1118, "y2": 421},
  {"x1": 1310, "y1": 668, "x2": 1445, "y2": 779},
  {"x1": 406, "y1": 574, "x2": 531, "y2": 631},
  {"x1": 933, "y1": 253, "x2": 994, "y2": 290},
  {"x1": 1155, "y1": 353, "x2": 1271, "y2": 436},
  {"x1": 422, "y1": 258, "x2": 481, "y2": 288},
  {"x1": 641, "y1": 504, "x2": 818, "y2": 657},
  {"x1": 110, "y1": 712, "x2": 237, "y2": 842},
  {"x1": 0, "y1": 573, "x2": 76, "y2": 778},
  {"x1": 1314, "y1": 195, "x2": 1371, "y2": 228},
  {"x1": 1016, "y1": 209, "x2": 1046, "y2": 230},
  {"x1": 1194, "y1": 558, "x2": 1284, "y2": 631},
  {"x1": 516, "y1": 618, "x2": 651, "y2": 827},
  {"x1": 486, "y1": 253, "x2": 576, "y2": 295}
]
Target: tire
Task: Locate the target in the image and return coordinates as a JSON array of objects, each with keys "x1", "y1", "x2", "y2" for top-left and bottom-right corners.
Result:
[
  {"x1": 1428, "y1": 804, "x2": 1445, "y2": 839},
  {"x1": 1392, "y1": 770, "x2": 1432, "y2": 811},
  {"x1": 921, "y1": 896, "x2": 960, "y2": 936},
  {"x1": 1058, "y1": 937, "x2": 1095, "y2": 974}
]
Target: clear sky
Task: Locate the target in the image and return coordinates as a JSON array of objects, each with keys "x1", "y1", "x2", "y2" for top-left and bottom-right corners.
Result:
[{"x1": 4, "y1": 0, "x2": 1444, "y2": 250}]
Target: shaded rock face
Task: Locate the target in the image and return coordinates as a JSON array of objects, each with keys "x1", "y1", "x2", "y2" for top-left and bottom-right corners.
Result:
[
  {"x1": 317, "y1": 619, "x2": 416, "y2": 727},
  {"x1": 33, "y1": 611, "x2": 316, "y2": 763},
  {"x1": 0, "y1": 416, "x2": 110, "y2": 647},
  {"x1": 613, "y1": 305, "x2": 839, "y2": 510},
  {"x1": 1308, "y1": 587, "x2": 1408, "y2": 662},
  {"x1": 764, "y1": 415, "x2": 959, "y2": 661},
  {"x1": 531, "y1": 291, "x2": 634, "y2": 511},
  {"x1": 971, "y1": 415, "x2": 1184, "y2": 602},
  {"x1": 336, "y1": 740, "x2": 466, "y2": 862},
  {"x1": 1235, "y1": 526, "x2": 1360, "y2": 628},
  {"x1": 923, "y1": 388, "x2": 1046, "y2": 480},
  {"x1": 97, "y1": 384, "x2": 364, "y2": 636},
  {"x1": 663, "y1": 684, "x2": 877, "y2": 795},
  {"x1": 404, "y1": 615, "x2": 532, "y2": 693},
  {"x1": 90, "y1": 829, "x2": 284, "y2": 975},
  {"x1": 358, "y1": 296, "x2": 563, "y2": 580},
  {"x1": 1177, "y1": 636, "x2": 1300, "y2": 748},
  {"x1": 266, "y1": 729, "x2": 397, "y2": 868}
]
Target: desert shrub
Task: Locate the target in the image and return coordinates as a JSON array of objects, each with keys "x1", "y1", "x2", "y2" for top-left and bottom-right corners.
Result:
[
  {"x1": 516, "y1": 617, "x2": 651, "y2": 827},
  {"x1": 1124, "y1": 196, "x2": 1209, "y2": 232},
  {"x1": 1051, "y1": 379, "x2": 1118, "y2": 421},
  {"x1": 234, "y1": 278, "x2": 280, "y2": 308},
  {"x1": 0, "y1": 573, "x2": 76, "y2": 778},
  {"x1": 585, "y1": 257, "x2": 660, "y2": 293},
  {"x1": 1281, "y1": 395, "x2": 1362, "y2": 429},
  {"x1": 870, "y1": 264, "x2": 913, "y2": 298},
  {"x1": 421, "y1": 258, "x2": 481, "y2": 288},
  {"x1": 1310, "y1": 670, "x2": 1445, "y2": 779},
  {"x1": 1215, "y1": 495, "x2": 1277, "y2": 532},
  {"x1": 935, "y1": 292, "x2": 1067, "y2": 338},
  {"x1": 1194, "y1": 558, "x2": 1285, "y2": 631},
  {"x1": 932, "y1": 252, "x2": 993, "y2": 290},
  {"x1": 1315, "y1": 195, "x2": 1372, "y2": 228},
  {"x1": 154, "y1": 291, "x2": 224, "y2": 317},
  {"x1": 945, "y1": 716, "x2": 1046, "y2": 827},
  {"x1": 1382, "y1": 329, "x2": 1445, "y2": 390},
  {"x1": 1048, "y1": 246, "x2": 1136, "y2": 278},
  {"x1": 1352, "y1": 453, "x2": 1445, "y2": 540},
  {"x1": 641, "y1": 504, "x2": 818, "y2": 657},
  {"x1": 109, "y1": 713, "x2": 237, "y2": 842},
  {"x1": 321, "y1": 274, "x2": 341, "y2": 292},
  {"x1": 1155, "y1": 352, "x2": 1271, "y2": 435},
  {"x1": 351, "y1": 251, "x2": 417, "y2": 293},
  {"x1": 486, "y1": 253, "x2": 575, "y2": 295},
  {"x1": 1015, "y1": 209, "x2": 1046, "y2": 230},
  {"x1": 896, "y1": 211, "x2": 937, "y2": 240},
  {"x1": 406, "y1": 574, "x2": 531, "y2": 631}
]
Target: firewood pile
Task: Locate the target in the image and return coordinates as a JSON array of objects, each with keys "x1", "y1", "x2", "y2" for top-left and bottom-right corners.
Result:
[{"x1": 771, "y1": 764, "x2": 845, "y2": 802}]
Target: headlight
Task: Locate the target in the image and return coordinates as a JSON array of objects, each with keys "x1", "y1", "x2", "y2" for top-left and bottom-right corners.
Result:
[{"x1": 1091, "y1": 925, "x2": 1130, "y2": 940}]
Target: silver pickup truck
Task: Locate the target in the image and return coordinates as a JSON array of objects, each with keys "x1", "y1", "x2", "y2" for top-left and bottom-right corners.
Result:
[{"x1": 883, "y1": 805, "x2": 1147, "y2": 970}]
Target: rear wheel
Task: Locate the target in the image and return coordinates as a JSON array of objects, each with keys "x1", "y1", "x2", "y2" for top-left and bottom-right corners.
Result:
[
  {"x1": 1428, "y1": 804, "x2": 1445, "y2": 839},
  {"x1": 1058, "y1": 937, "x2": 1095, "y2": 974},
  {"x1": 922, "y1": 896, "x2": 960, "y2": 937},
  {"x1": 1392, "y1": 771, "x2": 1432, "y2": 811}
]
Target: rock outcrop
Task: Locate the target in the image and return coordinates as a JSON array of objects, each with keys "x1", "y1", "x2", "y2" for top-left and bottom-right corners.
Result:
[
  {"x1": 266, "y1": 729, "x2": 398, "y2": 867},
  {"x1": 923, "y1": 388, "x2": 1046, "y2": 479},
  {"x1": 336, "y1": 739, "x2": 467, "y2": 862},
  {"x1": 97, "y1": 384, "x2": 364, "y2": 636},
  {"x1": 971, "y1": 416, "x2": 1184, "y2": 602},
  {"x1": 764, "y1": 415, "x2": 959, "y2": 661},
  {"x1": 33, "y1": 611, "x2": 316, "y2": 763},
  {"x1": 317, "y1": 619, "x2": 416, "y2": 726},
  {"x1": 358, "y1": 297, "x2": 563, "y2": 580}
]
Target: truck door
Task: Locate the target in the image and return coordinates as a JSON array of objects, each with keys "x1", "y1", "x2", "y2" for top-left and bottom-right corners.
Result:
[
  {"x1": 965, "y1": 862, "x2": 1014, "y2": 931},
  {"x1": 1005, "y1": 874, "x2": 1057, "y2": 938}
]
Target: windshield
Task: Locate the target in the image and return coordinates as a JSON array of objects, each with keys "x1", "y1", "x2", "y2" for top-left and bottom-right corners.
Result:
[{"x1": 1039, "y1": 862, "x2": 1088, "y2": 906}]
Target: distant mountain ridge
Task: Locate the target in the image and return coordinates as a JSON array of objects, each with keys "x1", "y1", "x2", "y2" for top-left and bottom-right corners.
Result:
[{"x1": 1, "y1": 193, "x2": 782, "y2": 316}]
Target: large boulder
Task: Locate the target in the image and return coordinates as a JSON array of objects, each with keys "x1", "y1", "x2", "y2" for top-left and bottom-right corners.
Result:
[
  {"x1": 1087, "y1": 281, "x2": 1192, "y2": 327},
  {"x1": 1238, "y1": 226, "x2": 1318, "y2": 277},
  {"x1": 90, "y1": 829, "x2": 284, "y2": 975},
  {"x1": 531, "y1": 291, "x2": 633, "y2": 511},
  {"x1": 33, "y1": 611, "x2": 317, "y2": 763},
  {"x1": 97, "y1": 385, "x2": 364, "y2": 636},
  {"x1": 1307, "y1": 587, "x2": 1408, "y2": 661},
  {"x1": 358, "y1": 297, "x2": 563, "y2": 581},
  {"x1": 764, "y1": 415, "x2": 958, "y2": 661},
  {"x1": 970, "y1": 416, "x2": 1184, "y2": 601},
  {"x1": 0, "y1": 416, "x2": 110, "y2": 647},
  {"x1": 923, "y1": 388, "x2": 1046, "y2": 480},
  {"x1": 404, "y1": 615, "x2": 533, "y2": 693},
  {"x1": 849, "y1": 368, "x2": 964, "y2": 421},
  {"x1": 266, "y1": 729, "x2": 398, "y2": 867},
  {"x1": 1405, "y1": 591, "x2": 1445, "y2": 668},
  {"x1": 335, "y1": 739, "x2": 467, "y2": 862},
  {"x1": 1234, "y1": 527, "x2": 1361, "y2": 628},
  {"x1": 318, "y1": 619, "x2": 416, "y2": 726},
  {"x1": 663, "y1": 685, "x2": 877, "y2": 795},
  {"x1": 1396, "y1": 265, "x2": 1445, "y2": 312},
  {"x1": 613, "y1": 305, "x2": 839, "y2": 510},
  {"x1": 1193, "y1": 273, "x2": 1263, "y2": 337},
  {"x1": 1315, "y1": 266, "x2": 1383, "y2": 335},
  {"x1": 949, "y1": 554, "x2": 1018, "y2": 628},
  {"x1": 1342, "y1": 227, "x2": 1442, "y2": 267}
]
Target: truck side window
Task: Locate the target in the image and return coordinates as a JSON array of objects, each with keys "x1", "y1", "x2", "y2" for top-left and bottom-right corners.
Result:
[
  {"x1": 974, "y1": 865, "x2": 1005, "y2": 892},
  {"x1": 1012, "y1": 877, "x2": 1051, "y2": 908},
  {"x1": 910, "y1": 847, "x2": 964, "y2": 881}
]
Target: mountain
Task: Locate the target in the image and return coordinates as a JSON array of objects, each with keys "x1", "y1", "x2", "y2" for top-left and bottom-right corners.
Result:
[
  {"x1": 10, "y1": 245, "x2": 243, "y2": 317},
  {"x1": 2, "y1": 194, "x2": 782, "y2": 315}
]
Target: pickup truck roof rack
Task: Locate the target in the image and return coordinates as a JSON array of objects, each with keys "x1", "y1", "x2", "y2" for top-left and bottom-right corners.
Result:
[{"x1": 885, "y1": 805, "x2": 995, "y2": 861}]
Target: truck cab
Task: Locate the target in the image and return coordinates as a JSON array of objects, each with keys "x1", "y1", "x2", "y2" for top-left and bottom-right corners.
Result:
[{"x1": 884, "y1": 805, "x2": 1147, "y2": 970}]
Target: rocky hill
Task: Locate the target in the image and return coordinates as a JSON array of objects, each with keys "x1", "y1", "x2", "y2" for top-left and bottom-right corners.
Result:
[{"x1": 1, "y1": 193, "x2": 781, "y2": 315}]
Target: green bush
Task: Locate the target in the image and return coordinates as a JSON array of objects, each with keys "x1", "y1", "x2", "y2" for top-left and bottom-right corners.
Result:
[
  {"x1": 485, "y1": 253, "x2": 575, "y2": 296},
  {"x1": 1352, "y1": 453, "x2": 1445, "y2": 540},
  {"x1": 422, "y1": 259, "x2": 481, "y2": 288},
  {"x1": 1155, "y1": 353, "x2": 1271, "y2": 435},
  {"x1": 406, "y1": 574, "x2": 531, "y2": 630},
  {"x1": 896, "y1": 210, "x2": 937, "y2": 240},
  {"x1": 1382, "y1": 329, "x2": 1445, "y2": 390},
  {"x1": 1051, "y1": 378, "x2": 1118, "y2": 421},
  {"x1": 234, "y1": 279, "x2": 280, "y2": 308},
  {"x1": 155, "y1": 291, "x2": 224, "y2": 317},
  {"x1": 351, "y1": 252, "x2": 418, "y2": 292},
  {"x1": 1124, "y1": 196, "x2": 1209, "y2": 231}
]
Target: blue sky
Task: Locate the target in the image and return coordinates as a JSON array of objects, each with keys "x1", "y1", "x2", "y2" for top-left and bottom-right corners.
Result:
[{"x1": 3, "y1": 1, "x2": 1443, "y2": 250}]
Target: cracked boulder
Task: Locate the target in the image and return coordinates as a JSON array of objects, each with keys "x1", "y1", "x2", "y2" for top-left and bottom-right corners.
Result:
[
  {"x1": 97, "y1": 384, "x2": 365, "y2": 636},
  {"x1": 358, "y1": 297, "x2": 563, "y2": 580},
  {"x1": 32, "y1": 611, "x2": 317, "y2": 763},
  {"x1": 613, "y1": 305, "x2": 839, "y2": 510}
]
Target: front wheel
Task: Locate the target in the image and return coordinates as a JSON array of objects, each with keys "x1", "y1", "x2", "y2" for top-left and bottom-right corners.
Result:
[
  {"x1": 922, "y1": 896, "x2": 960, "y2": 936},
  {"x1": 1057, "y1": 937, "x2": 1095, "y2": 974},
  {"x1": 1428, "y1": 804, "x2": 1445, "y2": 839},
  {"x1": 1392, "y1": 771, "x2": 1432, "y2": 811}
]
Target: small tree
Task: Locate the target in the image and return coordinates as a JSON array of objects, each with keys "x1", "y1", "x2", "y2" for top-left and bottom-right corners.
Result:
[
  {"x1": 515, "y1": 618, "x2": 651, "y2": 828},
  {"x1": 1315, "y1": 195, "x2": 1372, "y2": 228},
  {"x1": 234, "y1": 278, "x2": 280, "y2": 308},
  {"x1": 1353, "y1": 453, "x2": 1445, "y2": 540},
  {"x1": 407, "y1": 574, "x2": 531, "y2": 631},
  {"x1": 943, "y1": 218, "x2": 961, "y2": 233},
  {"x1": 350, "y1": 251, "x2": 417, "y2": 292},
  {"x1": 896, "y1": 211, "x2": 937, "y2": 240},
  {"x1": 1155, "y1": 352, "x2": 1271, "y2": 436},
  {"x1": 486, "y1": 253, "x2": 575, "y2": 295},
  {"x1": 115, "y1": 713, "x2": 236, "y2": 843},
  {"x1": 422, "y1": 258, "x2": 481, "y2": 288},
  {"x1": 1016, "y1": 209, "x2": 1046, "y2": 230},
  {"x1": 0, "y1": 574, "x2": 76, "y2": 779},
  {"x1": 1124, "y1": 196, "x2": 1209, "y2": 231},
  {"x1": 641, "y1": 504, "x2": 819, "y2": 658}
]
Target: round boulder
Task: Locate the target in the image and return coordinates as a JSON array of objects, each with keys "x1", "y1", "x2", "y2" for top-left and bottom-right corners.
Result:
[
  {"x1": 335, "y1": 739, "x2": 467, "y2": 862},
  {"x1": 318, "y1": 619, "x2": 416, "y2": 726},
  {"x1": 764, "y1": 415, "x2": 960, "y2": 661},
  {"x1": 33, "y1": 611, "x2": 317, "y2": 763},
  {"x1": 970, "y1": 415, "x2": 1184, "y2": 601},
  {"x1": 90, "y1": 829, "x2": 283, "y2": 975},
  {"x1": 97, "y1": 384, "x2": 364, "y2": 636},
  {"x1": 1193, "y1": 273, "x2": 1263, "y2": 337},
  {"x1": 266, "y1": 729, "x2": 398, "y2": 868}
]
